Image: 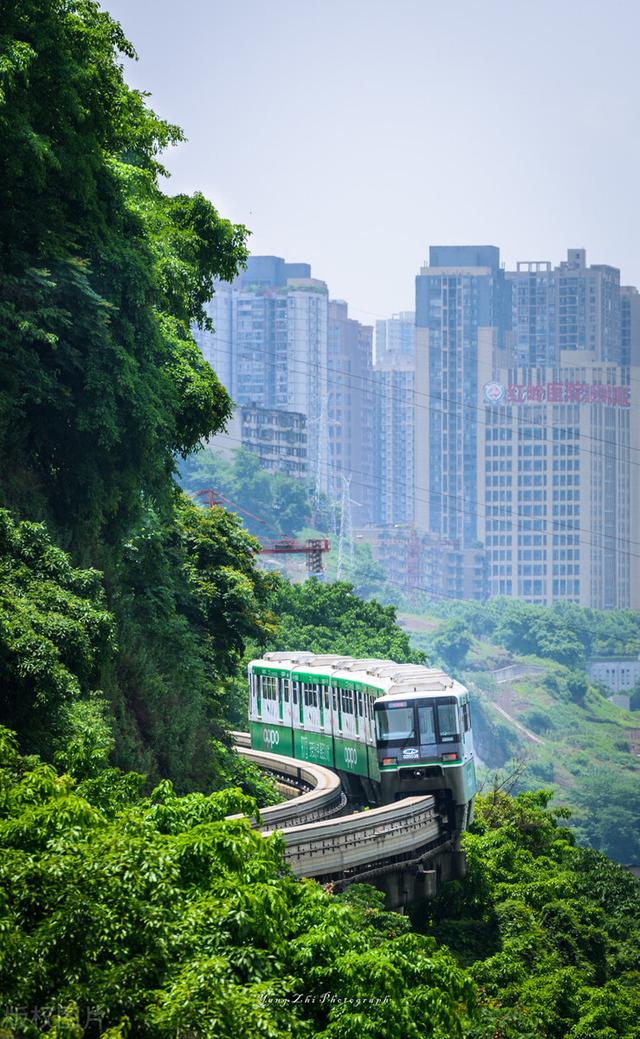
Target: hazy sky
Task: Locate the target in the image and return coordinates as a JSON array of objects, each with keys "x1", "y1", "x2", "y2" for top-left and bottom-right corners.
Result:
[{"x1": 106, "y1": 0, "x2": 639, "y2": 322}]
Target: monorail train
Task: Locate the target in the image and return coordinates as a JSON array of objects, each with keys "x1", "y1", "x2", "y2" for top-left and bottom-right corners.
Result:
[{"x1": 248, "y1": 652, "x2": 476, "y2": 832}]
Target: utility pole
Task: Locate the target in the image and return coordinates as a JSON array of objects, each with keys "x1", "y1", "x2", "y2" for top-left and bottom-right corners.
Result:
[{"x1": 337, "y1": 474, "x2": 354, "y2": 581}]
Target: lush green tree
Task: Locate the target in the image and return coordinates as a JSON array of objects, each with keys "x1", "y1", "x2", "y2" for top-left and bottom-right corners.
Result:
[
  {"x1": 431, "y1": 618, "x2": 473, "y2": 670},
  {"x1": 265, "y1": 577, "x2": 425, "y2": 663},
  {"x1": 0, "y1": 1, "x2": 280, "y2": 788},
  {"x1": 109, "y1": 494, "x2": 274, "y2": 788},
  {"x1": 424, "y1": 597, "x2": 640, "y2": 665},
  {"x1": 0, "y1": 492, "x2": 274, "y2": 791},
  {"x1": 0, "y1": 509, "x2": 113, "y2": 756},
  {"x1": 181, "y1": 448, "x2": 312, "y2": 538},
  {"x1": 0, "y1": 727, "x2": 475, "y2": 1039},
  {"x1": 0, "y1": 0, "x2": 247, "y2": 555},
  {"x1": 571, "y1": 769, "x2": 640, "y2": 863},
  {"x1": 425, "y1": 789, "x2": 640, "y2": 1039}
]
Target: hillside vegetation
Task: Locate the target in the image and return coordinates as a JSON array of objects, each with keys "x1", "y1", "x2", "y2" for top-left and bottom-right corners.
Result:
[
  {"x1": 1, "y1": 5, "x2": 639, "y2": 1039},
  {"x1": 401, "y1": 599, "x2": 640, "y2": 862}
]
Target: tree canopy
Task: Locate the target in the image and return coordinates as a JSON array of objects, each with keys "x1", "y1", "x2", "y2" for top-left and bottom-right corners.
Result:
[
  {"x1": 0, "y1": 727, "x2": 474, "y2": 1039},
  {"x1": 180, "y1": 448, "x2": 312, "y2": 539},
  {"x1": 0, "y1": 508, "x2": 113, "y2": 755},
  {"x1": 422, "y1": 597, "x2": 640, "y2": 665},
  {"x1": 0, "y1": 0, "x2": 269, "y2": 789},
  {"x1": 427, "y1": 789, "x2": 640, "y2": 1039},
  {"x1": 0, "y1": 0, "x2": 247, "y2": 553},
  {"x1": 265, "y1": 577, "x2": 424, "y2": 663}
]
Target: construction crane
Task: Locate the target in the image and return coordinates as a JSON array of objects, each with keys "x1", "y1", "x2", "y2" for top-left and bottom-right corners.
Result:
[
  {"x1": 193, "y1": 489, "x2": 330, "y2": 576},
  {"x1": 260, "y1": 537, "x2": 330, "y2": 576}
]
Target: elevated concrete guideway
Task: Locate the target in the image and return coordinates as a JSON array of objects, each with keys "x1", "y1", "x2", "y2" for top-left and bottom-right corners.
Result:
[{"x1": 230, "y1": 732, "x2": 465, "y2": 909}]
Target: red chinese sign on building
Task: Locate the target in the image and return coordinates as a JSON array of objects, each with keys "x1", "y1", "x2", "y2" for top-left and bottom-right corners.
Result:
[{"x1": 482, "y1": 381, "x2": 631, "y2": 407}]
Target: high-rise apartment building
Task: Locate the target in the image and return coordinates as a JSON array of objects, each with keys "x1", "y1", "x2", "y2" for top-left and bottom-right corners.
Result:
[
  {"x1": 507, "y1": 249, "x2": 622, "y2": 366},
  {"x1": 194, "y1": 256, "x2": 329, "y2": 490},
  {"x1": 621, "y1": 285, "x2": 640, "y2": 367},
  {"x1": 207, "y1": 405, "x2": 308, "y2": 480},
  {"x1": 478, "y1": 361, "x2": 635, "y2": 608},
  {"x1": 375, "y1": 312, "x2": 416, "y2": 363},
  {"x1": 414, "y1": 245, "x2": 510, "y2": 545},
  {"x1": 371, "y1": 312, "x2": 416, "y2": 525},
  {"x1": 414, "y1": 245, "x2": 639, "y2": 608},
  {"x1": 327, "y1": 301, "x2": 373, "y2": 524}
]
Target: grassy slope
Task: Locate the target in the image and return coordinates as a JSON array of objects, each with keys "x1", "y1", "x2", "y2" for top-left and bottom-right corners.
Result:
[{"x1": 399, "y1": 610, "x2": 640, "y2": 817}]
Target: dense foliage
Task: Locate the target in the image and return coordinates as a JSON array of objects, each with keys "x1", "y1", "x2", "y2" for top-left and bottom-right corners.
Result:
[
  {"x1": 0, "y1": 727, "x2": 474, "y2": 1039},
  {"x1": 107, "y1": 496, "x2": 274, "y2": 786},
  {"x1": 2, "y1": 727, "x2": 638, "y2": 1039},
  {"x1": 0, "y1": 0, "x2": 248, "y2": 554},
  {"x1": 0, "y1": 510, "x2": 113, "y2": 756},
  {"x1": 0, "y1": 496, "x2": 274, "y2": 789},
  {"x1": 180, "y1": 448, "x2": 313, "y2": 538},
  {"x1": 265, "y1": 578, "x2": 423, "y2": 662},
  {"x1": 424, "y1": 598, "x2": 640, "y2": 665},
  {"x1": 0, "y1": 0, "x2": 275, "y2": 789},
  {"x1": 427, "y1": 789, "x2": 640, "y2": 1039}
]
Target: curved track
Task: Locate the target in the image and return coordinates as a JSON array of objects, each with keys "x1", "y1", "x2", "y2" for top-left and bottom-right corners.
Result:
[{"x1": 230, "y1": 732, "x2": 450, "y2": 883}]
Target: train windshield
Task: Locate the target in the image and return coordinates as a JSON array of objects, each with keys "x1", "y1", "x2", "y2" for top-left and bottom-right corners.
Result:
[
  {"x1": 375, "y1": 705, "x2": 415, "y2": 741},
  {"x1": 437, "y1": 703, "x2": 459, "y2": 739},
  {"x1": 418, "y1": 705, "x2": 436, "y2": 744}
]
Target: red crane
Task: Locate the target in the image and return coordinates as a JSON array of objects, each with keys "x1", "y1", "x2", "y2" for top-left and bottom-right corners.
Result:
[{"x1": 193, "y1": 489, "x2": 330, "y2": 576}]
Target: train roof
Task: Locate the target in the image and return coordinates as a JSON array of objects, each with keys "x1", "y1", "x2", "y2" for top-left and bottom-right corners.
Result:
[{"x1": 249, "y1": 654, "x2": 467, "y2": 698}]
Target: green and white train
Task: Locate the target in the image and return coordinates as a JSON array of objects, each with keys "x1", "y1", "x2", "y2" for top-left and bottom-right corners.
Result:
[{"x1": 248, "y1": 652, "x2": 476, "y2": 832}]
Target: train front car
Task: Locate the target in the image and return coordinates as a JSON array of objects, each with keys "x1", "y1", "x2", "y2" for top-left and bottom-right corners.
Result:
[
  {"x1": 248, "y1": 654, "x2": 477, "y2": 835},
  {"x1": 373, "y1": 671, "x2": 476, "y2": 832}
]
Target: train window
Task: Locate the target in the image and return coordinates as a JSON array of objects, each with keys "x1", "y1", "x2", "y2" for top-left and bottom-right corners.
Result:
[
  {"x1": 283, "y1": 679, "x2": 290, "y2": 704},
  {"x1": 267, "y1": 676, "x2": 278, "y2": 701},
  {"x1": 342, "y1": 689, "x2": 353, "y2": 714},
  {"x1": 462, "y1": 702, "x2": 471, "y2": 731},
  {"x1": 313, "y1": 685, "x2": 319, "y2": 708},
  {"x1": 375, "y1": 706, "x2": 415, "y2": 741},
  {"x1": 357, "y1": 690, "x2": 363, "y2": 716},
  {"x1": 437, "y1": 703, "x2": 459, "y2": 739},
  {"x1": 418, "y1": 705, "x2": 436, "y2": 744},
  {"x1": 324, "y1": 688, "x2": 330, "y2": 710},
  {"x1": 293, "y1": 682, "x2": 298, "y2": 705},
  {"x1": 332, "y1": 689, "x2": 338, "y2": 712}
]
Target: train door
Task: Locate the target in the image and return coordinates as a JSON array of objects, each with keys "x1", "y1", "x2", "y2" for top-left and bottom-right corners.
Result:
[
  {"x1": 320, "y1": 679, "x2": 332, "y2": 736},
  {"x1": 460, "y1": 697, "x2": 474, "y2": 761},
  {"x1": 340, "y1": 685, "x2": 356, "y2": 740},
  {"x1": 362, "y1": 691, "x2": 375, "y2": 746},
  {"x1": 332, "y1": 683, "x2": 342, "y2": 738},
  {"x1": 249, "y1": 668, "x2": 258, "y2": 722},
  {"x1": 292, "y1": 676, "x2": 304, "y2": 728},
  {"x1": 303, "y1": 681, "x2": 322, "y2": 732},
  {"x1": 281, "y1": 675, "x2": 292, "y2": 727},
  {"x1": 261, "y1": 674, "x2": 280, "y2": 726}
]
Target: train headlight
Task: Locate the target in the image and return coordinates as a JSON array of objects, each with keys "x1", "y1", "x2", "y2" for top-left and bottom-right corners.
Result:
[
  {"x1": 382, "y1": 757, "x2": 397, "y2": 766},
  {"x1": 442, "y1": 752, "x2": 458, "y2": 761}
]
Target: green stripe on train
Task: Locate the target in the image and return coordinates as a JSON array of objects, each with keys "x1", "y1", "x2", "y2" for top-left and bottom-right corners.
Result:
[
  {"x1": 333, "y1": 734, "x2": 369, "y2": 777},
  {"x1": 294, "y1": 729, "x2": 334, "y2": 767},
  {"x1": 249, "y1": 720, "x2": 294, "y2": 755}
]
